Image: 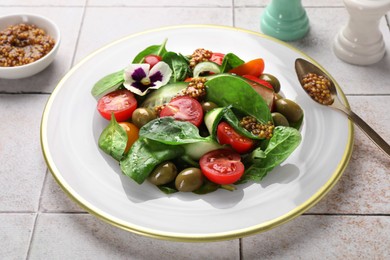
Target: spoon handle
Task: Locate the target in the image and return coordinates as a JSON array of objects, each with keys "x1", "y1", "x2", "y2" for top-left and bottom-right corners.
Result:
[{"x1": 344, "y1": 109, "x2": 390, "y2": 158}]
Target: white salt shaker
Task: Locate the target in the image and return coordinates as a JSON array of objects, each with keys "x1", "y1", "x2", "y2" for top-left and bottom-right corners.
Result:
[{"x1": 333, "y1": 0, "x2": 390, "y2": 65}]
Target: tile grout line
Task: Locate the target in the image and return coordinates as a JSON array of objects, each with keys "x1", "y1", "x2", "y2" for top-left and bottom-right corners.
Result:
[
  {"x1": 24, "y1": 168, "x2": 50, "y2": 260},
  {"x1": 69, "y1": 0, "x2": 88, "y2": 67}
]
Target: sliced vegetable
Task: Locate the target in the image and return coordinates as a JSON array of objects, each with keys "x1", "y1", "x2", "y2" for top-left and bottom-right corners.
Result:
[
  {"x1": 229, "y1": 58, "x2": 265, "y2": 77},
  {"x1": 241, "y1": 75, "x2": 275, "y2": 110},
  {"x1": 141, "y1": 82, "x2": 188, "y2": 109},
  {"x1": 204, "y1": 106, "x2": 229, "y2": 138},
  {"x1": 200, "y1": 149, "x2": 245, "y2": 185},
  {"x1": 193, "y1": 61, "x2": 221, "y2": 77},
  {"x1": 217, "y1": 122, "x2": 255, "y2": 154},
  {"x1": 159, "y1": 96, "x2": 204, "y2": 127},
  {"x1": 144, "y1": 54, "x2": 162, "y2": 68},
  {"x1": 209, "y1": 52, "x2": 225, "y2": 65},
  {"x1": 242, "y1": 74, "x2": 273, "y2": 90},
  {"x1": 97, "y1": 89, "x2": 137, "y2": 122},
  {"x1": 183, "y1": 138, "x2": 224, "y2": 160},
  {"x1": 118, "y1": 122, "x2": 139, "y2": 153}
]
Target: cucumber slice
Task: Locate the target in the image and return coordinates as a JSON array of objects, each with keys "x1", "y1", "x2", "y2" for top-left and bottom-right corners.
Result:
[
  {"x1": 204, "y1": 106, "x2": 230, "y2": 137},
  {"x1": 193, "y1": 61, "x2": 221, "y2": 78},
  {"x1": 91, "y1": 69, "x2": 124, "y2": 99},
  {"x1": 183, "y1": 138, "x2": 224, "y2": 160},
  {"x1": 141, "y1": 82, "x2": 188, "y2": 108}
]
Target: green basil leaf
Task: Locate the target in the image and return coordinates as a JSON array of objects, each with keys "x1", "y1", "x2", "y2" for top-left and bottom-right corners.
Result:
[
  {"x1": 132, "y1": 39, "x2": 168, "y2": 63},
  {"x1": 205, "y1": 74, "x2": 272, "y2": 124},
  {"x1": 120, "y1": 138, "x2": 184, "y2": 184},
  {"x1": 220, "y1": 53, "x2": 244, "y2": 72},
  {"x1": 162, "y1": 52, "x2": 191, "y2": 82},
  {"x1": 139, "y1": 117, "x2": 207, "y2": 145},
  {"x1": 98, "y1": 114, "x2": 127, "y2": 161},
  {"x1": 91, "y1": 70, "x2": 124, "y2": 98},
  {"x1": 241, "y1": 126, "x2": 302, "y2": 182}
]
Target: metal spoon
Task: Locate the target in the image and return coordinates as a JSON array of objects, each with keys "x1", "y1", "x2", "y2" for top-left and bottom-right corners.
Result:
[{"x1": 295, "y1": 58, "x2": 390, "y2": 158}]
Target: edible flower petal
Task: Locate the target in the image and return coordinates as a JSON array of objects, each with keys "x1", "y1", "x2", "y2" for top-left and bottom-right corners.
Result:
[{"x1": 123, "y1": 62, "x2": 172, "y2": 96}]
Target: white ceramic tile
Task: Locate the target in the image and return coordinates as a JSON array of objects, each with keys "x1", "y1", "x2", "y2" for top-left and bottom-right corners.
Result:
[
  {"x1": 0, "y1": 214, "x2": 35, "y2": 259},
  {"x1": 308, "y1": 96, "x2": 390, "y2": 214},
  {"x1": 234, "y1": 0, "x2": 344, "y2": 7},
  {"x1": 88, "y1": 0, "x2": 232, "y2": 6},
  {"x1": 29, "y1": 213, "x2": 240, "y2": 259},
  {"x1": 242, "y1": 215, "x2": 390, "y2": 259},
  {"x1": 0, "y1": 0, "x2": 86, "y2": 6},
  {"x1": 0, "y1": 7, "x2": 84, "y2": 93},
  {"x1": 0, "y1": 95, "x2": 47, "y2": 211},
  {"x1": 74, "y1": 7, "x2": 233, "y2": 63},
  {"x1": 40, "y1": 172, "x2": 87, "y2": 213},
  {"x1": 234, "y1": 7, "x2": 390, "y2": 95}
]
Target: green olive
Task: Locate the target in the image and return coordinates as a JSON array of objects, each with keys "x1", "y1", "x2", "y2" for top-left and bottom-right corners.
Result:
[
  {"x1": 201, "y1": 102, "x2": 218, "y2": 113},
  {"x1": 274, "y1": 93, "x2": 284, "y2": 102},
  {"x1": 260, "y1": 73, "x2": 281, "y2": 93},
  {"x1": 148, "y1": 162, "x2": 177, "y2": 186},
  {"x1": 272, "y1": 112, "x2": 289, "y2": 127},
  {"x1": 274, "y1": 98, "x2": 303, "y2": 123},
  {"x1": 175, "y1": 167, "x2": 203, "y2": 192},
  {"x1": 131, "y1": 108, "x2": 157, "y2": 128}
]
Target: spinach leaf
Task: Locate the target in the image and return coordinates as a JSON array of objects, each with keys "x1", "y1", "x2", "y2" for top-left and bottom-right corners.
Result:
[
  {"x1": 205, "y1": 74, "x2": 272, "y2": 124},
  {"x1": 162, "y1": 52, "x2": 191, "y2": 82},
  {"x1": 139, "y1": 117, "x2": 207, "y2": 145},
  {"x1": 132, "y1": 39, "x2": 168, "y2": 63},
  {"x1": 241, "y1": 126, "x2": 302, "y2": 182},
  {"x1": 120, "y1": 138, "x2": 184, "y2": 184},
  {"x1": 223, "y1": 108, "x2": 263, "y2": 140},
  {"x1": 98, "y1": 114, "x2": 127, "y2": 161},
  {"x1": 91, "y1": 69, "x2": 124, "y2": 98},
  {"x1": 220, "y1": 53, "x2": 244, "y2": 72}
]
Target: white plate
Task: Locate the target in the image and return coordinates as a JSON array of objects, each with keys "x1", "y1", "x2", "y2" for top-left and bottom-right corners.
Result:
[{"x1": 41, "y1": 25, "x2": 353, "y2": 242}]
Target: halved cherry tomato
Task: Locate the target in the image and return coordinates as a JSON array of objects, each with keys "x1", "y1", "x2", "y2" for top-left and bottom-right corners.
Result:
[
  {"x1": 97, "y1": 89, "x2": 137, "y2": 122},
  {"x1": 199, "y1": 149, "x2": 245, "y2": 185},
  {"x1": 242, "y1": 74, "x2": 273, "y2": 90},
  {"x1": 159, "y1": 96, "x2": 203, "y2": 127},
  {"x1": 144, "y1": 54, "x2": 162, "y2": 68},
  {"x1": 118, "y1": 122, "x2": 139, "y2": 153},
  {"x1": 217, "y1": 122, "x2": 255, "y2": 154},
  {"x1": 210, "y1": 52, "x2": 225, "y2": 65},
  {"x1": 229, "y1": 58, "x2": 265, "y2": 77}
]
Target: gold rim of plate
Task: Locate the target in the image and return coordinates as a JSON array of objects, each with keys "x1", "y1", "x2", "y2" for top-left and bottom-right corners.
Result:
[{"x1": 40, "y1": 24, "x2": 354, "y2": 242}]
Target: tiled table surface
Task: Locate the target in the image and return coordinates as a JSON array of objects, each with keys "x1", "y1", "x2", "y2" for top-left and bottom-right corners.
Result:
[{"x1": 1, "y1": 0, "x2": 389, "y2": 259}]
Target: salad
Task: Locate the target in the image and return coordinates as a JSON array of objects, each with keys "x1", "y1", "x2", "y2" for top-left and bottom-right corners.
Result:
[{"x1": 91, "y1": 39, "x2": 303, "y2": 194}]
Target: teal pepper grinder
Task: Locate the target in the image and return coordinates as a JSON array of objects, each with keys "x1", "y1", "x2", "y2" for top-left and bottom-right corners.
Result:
[{"x1": 260, "y1": 0, "x2": 310, "y2": 41}]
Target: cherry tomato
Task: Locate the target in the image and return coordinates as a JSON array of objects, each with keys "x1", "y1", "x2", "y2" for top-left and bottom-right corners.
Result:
[
  {"x1": 144, "y1": 54, "x2": 162, "y2": 68},
  {"x1": 199, "y1": 149, "x2": 245, "y2": 185},
  {"x1": 210, "y1": 52, "x2": 225, "y2": 65},
  {"x1": 118, "y1": 122, "x2": 139, "y2": 153},
  {"x1": 217, "y1": 122, "x2": 255, "y2": 154},
  {"x1": 159, "y1": 96, "x2": 204, "y2": 127},
  {"x1": 97, "y1": 89, "x2": 137, "y2": 122},
  {"x1": 242, "y1": 74, "x2": 274, "y2": 90},
  {"x1": 229, "y1": 58, "x2": 265, "y2": 77}
]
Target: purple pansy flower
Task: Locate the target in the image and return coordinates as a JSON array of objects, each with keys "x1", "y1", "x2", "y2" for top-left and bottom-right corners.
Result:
[{"x1": 123, "y1": 61, "x2": 172, "y2": 96}]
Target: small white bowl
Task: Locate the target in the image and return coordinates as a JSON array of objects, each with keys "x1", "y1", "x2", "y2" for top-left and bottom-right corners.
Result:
[{"x1": 0, "y1": 13, "x2": 61, "y2": 79}]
